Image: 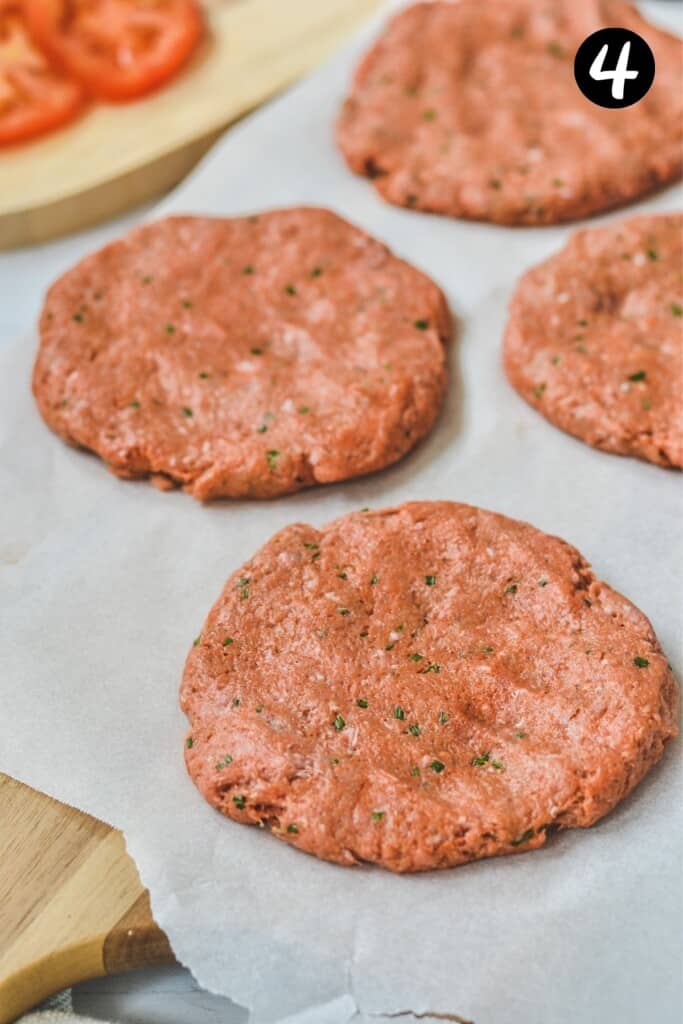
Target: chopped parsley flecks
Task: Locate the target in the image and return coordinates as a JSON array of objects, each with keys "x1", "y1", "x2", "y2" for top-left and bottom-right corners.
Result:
[
  {"x1": 489, "y1": 178, "x2": 502, "y2": 190},
  {"x1": 182, "y1": 406, "x2": 193, "y2": 418},
  {"x1": 357, "y1": 699, "x2": 369, "y2": 708},
  {"x1": 414, "y1": 318, "x2": 430, "y2": 330},
  {"x1": 298, "y1": 405, "x2": 310, "y2": 414},
  {"x1": 130, "y1": 399, "x2": 141, "y2": 409},
  {"x1": 551, "y1": 355, "x2": 561, "y2": 365},
  {"x1": 671, "y1": 302, "x2": 683, "y2": 317},
  {"x1": 393, "y1": 705, "x2": 406, "y2": 721},
  {"x1": 438, "y1": 711, "x2": 449, "y2": 725},
  {"x1": 552, "y1": 178, "x2": 564, "y2": 188},
  {"x1": 233, "y1": 795, "x2": 246, "y2": 809},
  {"x1": 193, "y1": 634, "x2": 202, "y2": 646},
  {"x1": 315, "y1": 629, "x2": 327, "y2": 638},
  {"x1": 242, "y1": 265, "x2": 254, "y2": 275},
  {"x1": 628, "y1": 370, "x2": 647, "y2": 382},
  {"x1": 311, "y1": 267, "x2": 323, "y2": 278},
  {"x1": 73, "y1": 312, "x2": 85, "y2": 323},
  {"x1": 165, "y1": 323, "x2": 176, "y2": 334},
  {"x1": 359, "y1": 629, "x2": 369, "y2": 638},
  {"x1": 647, "y1": 248, "x2": 658, "y2": 262},
  {"x1": 642, "y1": 397, "x2": 652, "y2": 411},
  {"x1": 285, "y1": 284, "x2": 297, "y2": 295},
  {"x1": 215, "y1": 754, "x2": 233, "y2": 770},
  {"x1": 511, "y1": 828, "x2": 535, "y2": 847},
  {"x1": 425, "y1": 575, "x2": 437, "y2": 586},
  {"x1": 482, "y1": 645, "x2": 494, "y2": 654},
  {"x1": 232, "y1": 698, "x2": 241, "y2": 707},
  {"x1": 286, "y1": 824, "x2": 299, "y2": 834},
  {"x1": 339, "y1": 607, "x2": 350, "y2": 616},
  {"x1": 337, "y1": 571, "x2": 348, "y2": 580},
  {"x1": 372, "y1": 810, "x2": 385, "y2": 821},
  {"x1": 181, "y1": 299, "x2": 193, "y2": 308},
  {"x1": 250, "y1": 346, "x2": 264, "y2": 355},
  {"x1": 333, "y1": 714, "x2": 346, "y2": 731},
  {"x1": 142, "y1": 275, "x2": 153, "y2": 284},
  {"x1": 222, "y1": 637, "x2": 234, "y2": 647},
  {"x1": 491, "y1": 759, "x2": 504, "y2": 771},
  {"x1": 422, "y1": 109, "x2": 437, "y2": 121},
  {"x1": 532, "y1": 382, "x2": 547, "y2": 399},
  {"x1": 538, "y1": 578, "x2": 548, "y2": 588},
  {"x1": 186, "y1": 737, "x2": 194, "y2": 749},
  {"x1": 410, "y1": 765, "x2": 420, "y2": 777},
  {"x1": 330, "y1": 757, "x2": 340, "y2": 765},
  {"x1": 471, "y1": 752, "x2": 491, "y2": 767},
  {"x1": 199, "y1": 371, "x2": 209, "y2": 379},
  {"x1": 419, "y1": 661, "x2": 440, "y2": 675},
  {"x1": 385, "y1": 642, "x2": 395, "y2": 651},
  {"x1": 430, "y1": 759, "x2": 445, "y2": 773},
  {"x1": 504, "y1": 583, "x2": 518, "y2": 595},
  {"x1": 633, "y1": 656, "x2": 650, "y2": 668},
  {"x1": 547, "y1": 40, "x2": 564, "y2": 57},
  {"x1": 266, "y1": 449, "x2": 280, "y2": 471},
  {"x1": 255, "y1": 705, "x2": 264, "y2": 713},
  {"x1": 257, "y1": 424, "x2": 268, "y2": 434},
  {"x1": 408, "y1": 723, "x2": 421, "y2": 737},
  {"x1": 236, "y1": 576, "x2": 250, "y2": 600},
  {"x1": 304, "y1": 542, "x2": 319, "y2": 550},
  {"x1": 370, "y1": 574, "x2": 379, "y2": 585},
  {"x1": 409, "y1": 652, "x2": 425, "y2": 663},
  {"x1": 514, "y1": 731, "x2": 528, "y2": 740}
]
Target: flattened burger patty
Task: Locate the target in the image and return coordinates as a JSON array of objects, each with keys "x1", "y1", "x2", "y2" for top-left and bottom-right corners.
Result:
[
  {"x1": 181, "y1": 501, "x2": 678, "y2": 873},
  {"x1": 33, "y1": 209, "x2": 450, "y2": 500},
  {"x1": 504, "y1": 213, "x2": 683, "y2": 467},
  {"x1": 337, "y1": 0, "x2": 683, "y2": 225}
]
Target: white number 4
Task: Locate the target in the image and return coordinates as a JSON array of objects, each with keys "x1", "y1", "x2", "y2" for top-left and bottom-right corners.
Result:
[{"x1": 589, "y1": 41, "x2": 638, "y2": 101}]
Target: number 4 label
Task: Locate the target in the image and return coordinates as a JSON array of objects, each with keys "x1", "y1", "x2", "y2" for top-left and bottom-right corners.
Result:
[{"x1": 589, "y1": 41, "x2": 638, "y2": 101}]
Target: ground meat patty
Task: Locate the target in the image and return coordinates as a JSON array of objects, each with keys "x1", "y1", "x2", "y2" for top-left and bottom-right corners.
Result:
[
  {"x1": 33, "y1": 209, "x2": 450, "y2": 500},
  {"x1": 181, "y1": 501, "x2": 678, "y2": 873},
  {"x1": 337, "y1": 0, "x2": 683, "y2": 225},
  {"x1": 504, "y1": 213, "x2": 683, "y2": 467}
]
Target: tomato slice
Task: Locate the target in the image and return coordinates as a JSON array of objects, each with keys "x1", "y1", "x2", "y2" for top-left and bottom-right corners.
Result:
[
  {"x1": 0, "y1": 0, "x2": 83, "y2": 146},
  {"x1": 25, "y1": 0, "x2": 204, "y2": 102}
]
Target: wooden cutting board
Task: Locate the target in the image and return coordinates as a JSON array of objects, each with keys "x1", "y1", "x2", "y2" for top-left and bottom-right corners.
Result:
[
  {"x1": 0, "y1": 0, "x2": 382, "y2": 249},
  {"x1": 0, "y1": 773, "x2": 174, "y2": 1024}
]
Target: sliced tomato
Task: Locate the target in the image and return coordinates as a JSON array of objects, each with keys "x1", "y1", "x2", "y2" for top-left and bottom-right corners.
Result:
[
  {"x1": 25, "y1": 0, "x2": 204, "y2": 102},
  {"x1": 0, "y1": 0, "x2": 83, "y2": 146}
]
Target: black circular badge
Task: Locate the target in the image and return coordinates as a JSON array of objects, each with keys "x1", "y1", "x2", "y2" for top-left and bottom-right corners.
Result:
[{"x1": 574, "y1": 28, "x2": 655, "y2": 109}]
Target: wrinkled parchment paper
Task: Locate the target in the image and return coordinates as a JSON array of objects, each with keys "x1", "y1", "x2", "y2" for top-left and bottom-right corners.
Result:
[{"x1": 1, "y1": 4, "x2": 682, "y2": 1022}]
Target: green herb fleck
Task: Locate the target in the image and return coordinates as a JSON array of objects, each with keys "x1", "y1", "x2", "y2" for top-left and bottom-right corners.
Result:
[
  {"x1": 438, "y1": 711, "x2": 449, "y2": 725},
  {"x1": 671, "y1": 302, "x2": 683, "y2": 317},
  {"x1": 186, "y1": 737, "x2": 194, "y2": 749},
  {"x1": 410, "y1": 766, "x2": 420, "y2": 777},
  {"x1": 232, "y1": 698, "x2": 241, "y2": 707},
  {"x1": 182, "y1": 406, "x2": 193, "y2": 418},
  {"x1": 552, "y1": 178, "x2": 564, "y2": 187},
  {"x1": 511, "y1": 828, "x2": 535, "y2": 847},
  {"x1": 199, "y1": 371, "x2": 209, "y2": 379},
  {"x1": 337, "y1": 571, "x2": 347, "y2": 580},
  {"x1": 181, "y1": 299, "x2": 193, "y2": 308},
  {"x1": 250, "y1": 346, "x2": 264, "y2": 355},
  {"x1": 408, "y1": 723, "x2": 421, "y2": 737},
  {"x1": 482, "y1": 645, "x2": 494, "y2": 654},
  {"x1": 216, "y1": 754, "x2": 233, "y2": 770},
  {"x1": 532, "y1": 383, "x2": 547, "y2": 399},
  {"x1": 538, "y1": 578, "x2": 548, "y2": 587},
  {"x1": 419, "y1": 661, "x2": 440, "y2": 674},
  {"x1": 370, "y1": 574, "x2": 379, "y2": 585},
  {"x1": 491, "y1": 759, "x2": 504, "y2": 771},
  {"x1": 165, "y1": 324, "x2": 176, "y2": 334},
  {"x1": 372, "y1": 810, "x2": 385, "y2": 821},
  {"x1": 304, "y1": 542, "x2": 319, "y2": 550},
  {"x1": 266, "y1": 449, "x2": 280, "y2": 470},
  {"x1": 242, "y1": 265, "x2": 254, "y2": 275},
  {"x1": 256, "y1": 705, "x2": 264, "y2": 713},
  {"x1": 414, "y1": 319, "x2": 429, "y2": 330},
  {"x1": 286, "y1": 824, "x2": 299, "y2": 834},
  {"x1": 628, "y1": 370, "x2": 646, "y2": 382},
  {"x1": 333, "y1": 714, "x2": 346, "y2": 730},
  {"x1": 311, "y1": 267, "x2": 323, "y2": 278},
  {"x1": 385, "y1": 642, "x2": 395, "y2": 651},
  {"x1": 471, "y1": 752, "x2": 490, "y2": 767},
  {"x1": 647, "y1": 248, "x2": 658, "y2": 262},
  {"x1": 489, "y1": 178, "x2": 502, "y2": 190},
  {"x1": 142, "y1": 275, "x2": 153, "y2": 284},
  {"x1": 222, "y1": 636, "x2": 234, "y2": 647},
  {"x1": 393, "y1": 705, "x2": 406, "y2": 721},
  {"x1": 409, "y1": 652, "x2": 425, "y2": 663},
  {"x1": 430, "y1": 759, "x2": 445, "y2": 773},
  {"x1": 330, "y1": 758, "x2": 340, "y2": 765},
  {"x1": 551, "y1": 355, "x2": 561, "y2": 366},
  {"x1": 424, "y1": 575, "x2": 437, "y2": 586},
  {"x1": 285, "y1": 284, "x2": 297, "y2": 295},
  {"x1": 236, "y1": 576, "x2": 250, "y2": 600},
  {"x1": 422, "y1": 109, "x2": 437, "y2": 121},
  {"x1": 339, "y1": 607, "x2": 350, "y2": 616},
  {"x1": 514, "y1": 731, "x2": 527, "y2": 740},
  {"x1": 504, "y1": 583, "x2": 518, "y2": 595},
  {"x1": 298, "y1": 405, "x2": 310, "y2": 414},
  {"x1": 633, "y1": 656, "x2": 649, "y2": 668},
  {"x1": 257, "y1": 424, "x2": 268, "y2": 434},
  {"x1": 130, "y1": 399, "x2": 141, "y2": 409},
  {"x1": 642, "y1": 397, "x2": 652, "y2": 411},
  {"x1": 547, "y1": 41, "x2": 564, "y2": 57},
  {"x1": 357, "y1": 699, "x2": 369, "y2": 708},
  {"x1": 233, "y1": 795, "x2": 246, "y2": 809},
  {"x1": 193, "y1": 634, "x2": 202, "y2": 646}
]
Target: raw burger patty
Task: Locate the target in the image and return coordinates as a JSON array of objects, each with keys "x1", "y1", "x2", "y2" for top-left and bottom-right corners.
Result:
[
  {"x1": 181, "y1": 501, "x2": 678, "y2": 873},
  {"x1": 337, "y1": 0, "x2": 683, "y2": 225},
  {"x1": 504, "y1": 213, "x2": 683, "y2": 467},
  {"x1": 33, "y1": 209, "x2": 450, "y2": 500}
]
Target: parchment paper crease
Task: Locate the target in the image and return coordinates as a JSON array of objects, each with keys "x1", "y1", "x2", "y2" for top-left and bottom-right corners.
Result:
[{"x1": 1, "y1": 3, "x2": 681, "y2": 1022}]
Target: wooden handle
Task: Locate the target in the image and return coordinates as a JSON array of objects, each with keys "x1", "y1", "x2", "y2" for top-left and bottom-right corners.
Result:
[{"x1": 0, "y1": 775, "x2": 174, "y2": 1024}]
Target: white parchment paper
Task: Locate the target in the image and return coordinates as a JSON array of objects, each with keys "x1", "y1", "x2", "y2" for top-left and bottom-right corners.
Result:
[{"x1": 1, "y1": 4, "x2": 682, "y2": 1022}]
